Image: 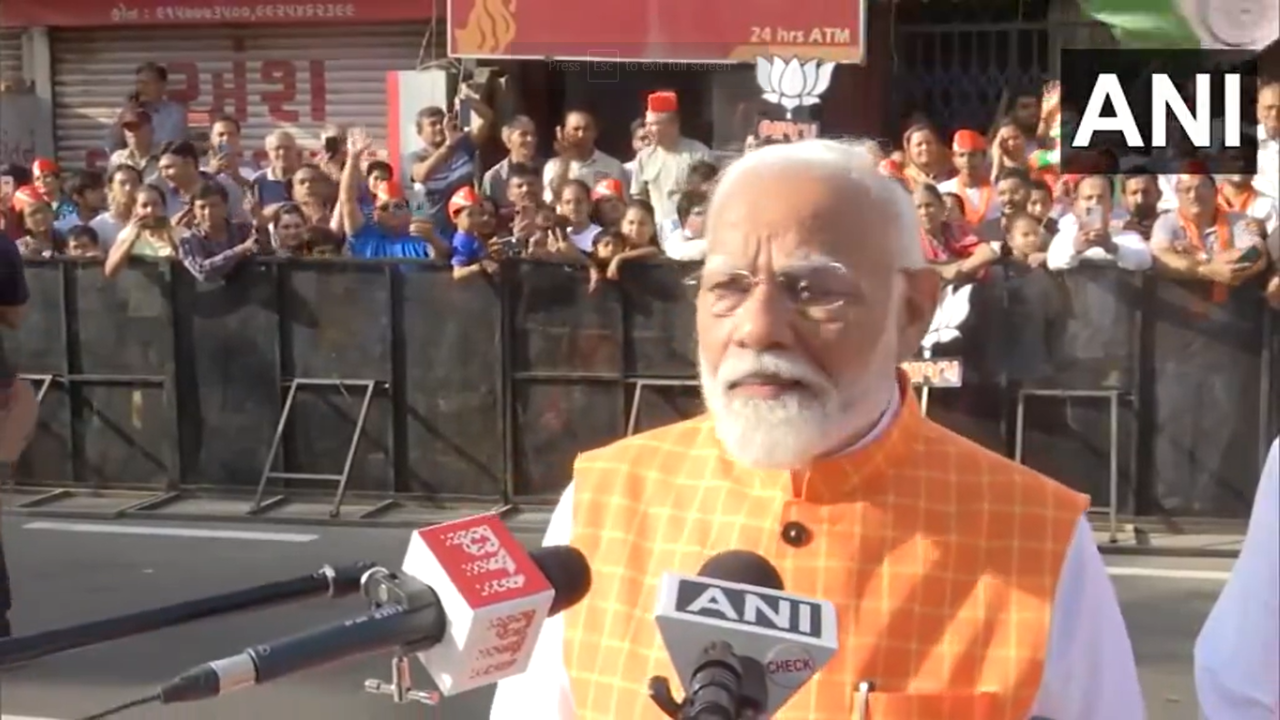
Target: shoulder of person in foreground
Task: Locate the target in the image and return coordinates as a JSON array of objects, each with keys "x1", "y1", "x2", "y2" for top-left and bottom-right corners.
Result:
[
  {"x1": 1193, "y1": 438, "x2": 1279, "y2": 720},
  {"x1": 0, "y1": 236, "x2": 27, "y2": 306}
]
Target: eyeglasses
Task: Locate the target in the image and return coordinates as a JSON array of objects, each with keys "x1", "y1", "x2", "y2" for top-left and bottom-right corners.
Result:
[
  {"x1": 378, "y1": 200, "x2": 409, "y2": 213},
  {"x1": 685, "y1": 261, "x2": 860, "y2": 320}
]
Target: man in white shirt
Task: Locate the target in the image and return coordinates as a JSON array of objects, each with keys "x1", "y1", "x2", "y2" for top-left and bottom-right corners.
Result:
[
  {"x1": 490, "y1": 139, "x2": 1145, "y2": 720},
  {"x1": 542, "y1": 110, "x2": 627, "y2": 204},
  {"x1": 1253, "y1": 80, "x2": 1279, "y2": 200},
  {"x1": 630, "y1": 91, "x2": 710, "y2": 229},
  {"x1": 1194, "y1": 437, "x2": 1278, "y2": 720},
  {"x1": 1047, "y1": 174, "x2": 1152, "y2": 272}
]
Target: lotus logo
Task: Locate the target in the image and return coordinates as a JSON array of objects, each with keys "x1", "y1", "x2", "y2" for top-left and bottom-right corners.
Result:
[
  {"x1": 921, "y1": 284, "x2": 973, "y2": 352},
  {"x1": 755, "y1": 56, "x2": 836, "y2": 119}
]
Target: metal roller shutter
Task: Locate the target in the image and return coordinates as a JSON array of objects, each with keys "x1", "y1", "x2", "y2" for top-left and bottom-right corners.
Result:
[
  {"x1": 0, "y1": 28, "x2": 25, "y2": 87},
  {"x1": 52, "y1": 23, "x2": 442, "y2": 171}
]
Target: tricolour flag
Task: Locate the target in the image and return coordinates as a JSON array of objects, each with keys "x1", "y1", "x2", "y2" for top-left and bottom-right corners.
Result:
[{"x1": 1082, "y1": 0, "x2": 1278, "y2": 49}]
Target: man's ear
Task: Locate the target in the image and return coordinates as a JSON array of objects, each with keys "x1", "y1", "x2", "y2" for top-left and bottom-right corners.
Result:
[{"x1": 896, "y1": 269, "x2": 939, "y2": 362}]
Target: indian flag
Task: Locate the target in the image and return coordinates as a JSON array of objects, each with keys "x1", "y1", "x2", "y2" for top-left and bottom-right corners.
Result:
[{"x1": 1083, "y1": 0, "x2": 1278, "y2": 49}]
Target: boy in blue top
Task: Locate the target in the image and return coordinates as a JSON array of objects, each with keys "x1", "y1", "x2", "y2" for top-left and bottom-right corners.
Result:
[
  {"x1": 448, "y1": 186, "x2": 498, "y2": 280},
  {"x1": 337, "y1": 130, "x2": 448, "y2": 260}
]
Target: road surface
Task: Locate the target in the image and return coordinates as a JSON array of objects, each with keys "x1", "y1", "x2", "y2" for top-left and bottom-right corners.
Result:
[{"x1": 0, "y1": 518, "x2": 1235, "y2": 720}]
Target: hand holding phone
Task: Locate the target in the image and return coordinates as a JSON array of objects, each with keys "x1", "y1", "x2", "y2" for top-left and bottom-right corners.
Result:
[
  {"x1": 1233, "y1": 244, "x2": 1264, "y2": 267},
  {"x1": 1083, "y1": 205, "x2": 1104, "y2": 232},
  {"x1": 0, "y1": 176, "x2": 13, "y2": 203}
]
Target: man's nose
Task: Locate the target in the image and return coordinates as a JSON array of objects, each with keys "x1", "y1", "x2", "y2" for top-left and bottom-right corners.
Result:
[{"x1": 730, "y1": 284, "x2": 795, "y2": 352}]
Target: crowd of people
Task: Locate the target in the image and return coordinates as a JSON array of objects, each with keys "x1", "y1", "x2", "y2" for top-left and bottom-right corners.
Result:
[{"x1": 0, "y1": 61, "x2": 1278, "y2": 314}]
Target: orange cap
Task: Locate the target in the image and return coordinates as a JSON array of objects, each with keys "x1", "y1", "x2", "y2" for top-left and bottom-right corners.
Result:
[
  {"x1": 951, "y1": 130, "x2": 987, "y2": 152},
  {"x1": 591, "y1": 178, "x2": 625, "y2": 200},
  {"x1": 12, "y1": 185, "x2": 46, "y2": 213},
  {"x1": 646, "y1": 91, "x2": 678, "y2": 114},
  {"x1": 31, "y1": 158, "x2": 59, "y2": 177},
  {"x1": 448, "y1": 186, "x2": 478, "y2": 217}
]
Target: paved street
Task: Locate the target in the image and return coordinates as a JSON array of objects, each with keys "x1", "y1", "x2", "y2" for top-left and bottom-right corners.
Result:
[{"x1": 0, "y1": 517, "x2": 1235, "y2": 720}]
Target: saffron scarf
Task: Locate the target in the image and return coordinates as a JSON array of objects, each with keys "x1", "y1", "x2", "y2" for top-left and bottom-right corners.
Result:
[{"x1": 1176, "y1": 210, "x2": 1232, "y2": 303}]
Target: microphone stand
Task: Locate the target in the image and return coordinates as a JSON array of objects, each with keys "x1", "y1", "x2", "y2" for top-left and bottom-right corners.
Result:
[
  {"x1": 0, "y1": 562, "x2": 374, "y2": 668},
  {"x1": 647, "y1": 641, "x2": 768, "y2": 720}
]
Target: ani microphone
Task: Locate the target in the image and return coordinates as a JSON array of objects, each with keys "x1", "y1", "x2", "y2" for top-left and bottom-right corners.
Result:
[
  {"x1": 151, "y1": 513, "x2": 590, "y2": 706},
  {"x1": 649, "y1": 550, "x2": 839, "y2": 719}
]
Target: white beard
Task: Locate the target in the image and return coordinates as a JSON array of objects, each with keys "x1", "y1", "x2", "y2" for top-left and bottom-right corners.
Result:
[{"x1": 700, "y1": 336, "x2": 899, "y2": 470}]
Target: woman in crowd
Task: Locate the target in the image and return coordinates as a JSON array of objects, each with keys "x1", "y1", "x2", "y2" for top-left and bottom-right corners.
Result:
[
  {"x1": 990, "y1": 117, "x2": 1028, "y2": 180},
  {"x1": 901, "y1": 124, "x2": 953, "y2": 191},
  {"x1": 270, "y1": 203, "x2": 309, "y2": 256},
  {"x1": 30, "y1": 158, "x2": 77, "y2": 223},
  {"x1": 913, "y1": 183, "x2": 999, "y2": 284},
  {"x1": 104, "y1": 183, "x2": 178, "y2": 277}
]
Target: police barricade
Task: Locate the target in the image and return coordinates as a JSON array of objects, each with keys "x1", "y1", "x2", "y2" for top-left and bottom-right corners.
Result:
[
  {"x1": 1145, "y1": 275, "x2": 1271, "y2": 519},
  {"x1": 8, "y1": 257, "x2": 1276, "y2": 520}
]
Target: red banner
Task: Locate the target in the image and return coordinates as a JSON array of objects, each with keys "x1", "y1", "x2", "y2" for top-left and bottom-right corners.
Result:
[
  {"x1": 447, "y1": 0, "x2": 864, "y2": 63},
  {"x1": 2, "y1": 0, "x2": 435, "y2": 28}
]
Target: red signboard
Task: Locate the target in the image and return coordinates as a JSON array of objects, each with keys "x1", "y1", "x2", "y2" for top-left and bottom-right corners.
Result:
[
  {"x1": 2, "y1": 0, "x2": 435, "y2": 28},
  {"x1": 447, "y1": 0, "x2": 864, "y2": 62}
]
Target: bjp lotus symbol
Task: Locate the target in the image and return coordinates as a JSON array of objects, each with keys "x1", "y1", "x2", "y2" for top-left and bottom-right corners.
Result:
[{"x1": 755, "y1": 56, "x2": 836, "y2": 119}]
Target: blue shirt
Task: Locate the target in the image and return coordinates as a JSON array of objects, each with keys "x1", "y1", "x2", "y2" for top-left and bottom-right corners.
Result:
[
  {"x1": 450, "y1": 231, "x2": 485, "y2": 267},
  {"x1": 347, "y1": 224, "x2": 429, "y2": 260},
  {"x1": 412, "y1": 136, "x2": 477, "y2": 238},
  {"x1": 250, "y1": 170, "x2": 293, "y2": 207}
]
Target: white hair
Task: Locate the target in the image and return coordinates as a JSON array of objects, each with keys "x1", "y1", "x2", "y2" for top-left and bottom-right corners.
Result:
[{"x1": 708, "y1": 139, "x2": 926, "y2": 270}]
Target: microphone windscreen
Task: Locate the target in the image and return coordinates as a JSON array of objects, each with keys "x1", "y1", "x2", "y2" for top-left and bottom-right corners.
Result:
[
  {"x1": 696, "y1": 550, "x2": 785, "y2": 591},
  {"x1": 531, "y1": 545, "x2": 592, "y2": 616}
]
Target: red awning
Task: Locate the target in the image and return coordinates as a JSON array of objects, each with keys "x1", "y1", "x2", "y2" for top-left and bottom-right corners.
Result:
[
  {"x1": 447, "y1": 0, "x2": 864, "y2": 63},
  {"x1": 2, "y1": 0, "x2": 436, "y2": 28}
]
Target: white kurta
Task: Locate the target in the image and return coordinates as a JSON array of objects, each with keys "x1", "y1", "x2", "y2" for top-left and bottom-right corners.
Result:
[
  {"x1": 490, "y1": 396, "x2": 1147, "y2": 720},
  {"x1": 1194, "y1": 438, "x2": 1280, "y2": 720}
]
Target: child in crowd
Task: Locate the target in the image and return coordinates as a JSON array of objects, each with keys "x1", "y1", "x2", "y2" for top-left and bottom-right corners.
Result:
[
  {"x1": 65, "y1": 224, "x2": 103, "y2": 258},
  {"x1": 302, "y1": 226, "x2": 345, "y2": 257},
  {"x1": 941, "y1": 192, "x2": 966, "y2": 226},
  {"x1": 588, "y1": 228, "x2": 626, "y2": 292},
  {"x1": 591, "y1": 178, "x2": 627, "y2": 229},
  {"x1": 663, "y1": 189, "x2": 707, "y2": 261},
  {"x1": 659, "y1": 161, "x2": 718, "y2": 242},
  {"x1": 1003, "y1": 211, "x2": 1049, "y2": 268},
  {"x1": 555, "y1": 179, "x2": 602, "y2": 253},
  {"x1": 1026, "y1": 178, "x2": 1058, "y2": 235},
  {"x1": 13, "y1": 192, "x2": 63, "y2": 259},
  {"x1": 448, "y1": 186, "x2": 496, "y2": 281}
]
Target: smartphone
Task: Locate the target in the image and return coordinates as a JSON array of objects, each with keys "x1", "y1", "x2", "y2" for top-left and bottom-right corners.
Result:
[
  {"x1": 215, "y1": 142, "x2": 231, "y2": 156},
  {"x1": 497, "y1": 236, "x2": 523, "y2": 256},
  {"x1": 1234, "y1": 244, "x2": 1264, "y2": 266},
  {"x1": 1083, "y1": 205, "x2": 1104, "y2": 231},
  {"x1": 322, "y1": 135, "x2": 342, "y2": 156},
  {"x1": 0, "y1": 176, "x2": 13, "y2": 202}
]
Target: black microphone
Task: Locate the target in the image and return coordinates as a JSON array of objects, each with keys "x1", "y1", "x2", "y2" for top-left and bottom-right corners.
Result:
[
  {"x1": 154, "y1": 545, "x2": 592, "y2": 705},
  {"x1": 0, "y1": 562, "x2": 374, "y2": 669},
  {"x1": 649, "y1": 550, "x2": 839, "y2": 719}
]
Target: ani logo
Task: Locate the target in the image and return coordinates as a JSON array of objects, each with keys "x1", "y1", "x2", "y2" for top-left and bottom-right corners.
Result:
[{"x1": 754, "y1": 56, "x2": 836, "y2": 119}]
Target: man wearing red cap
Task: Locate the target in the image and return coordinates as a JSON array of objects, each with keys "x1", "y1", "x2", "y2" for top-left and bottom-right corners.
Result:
[
  {"x1": 631, "y1": 91, "x2": 710, "y2": 232},
  {"x1": 937, "y1": 130, "x2": 1000, "y2": 227}
]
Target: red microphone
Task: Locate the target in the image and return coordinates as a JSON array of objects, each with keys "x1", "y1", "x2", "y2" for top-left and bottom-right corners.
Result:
[{"x1": 403, "y1": 512, "x2": 560, "y2": 695}]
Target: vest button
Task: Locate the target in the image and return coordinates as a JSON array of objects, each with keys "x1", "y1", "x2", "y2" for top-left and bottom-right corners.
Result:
[{"x1": 781, "y1": 521, "x2": 811, "y2": 548}]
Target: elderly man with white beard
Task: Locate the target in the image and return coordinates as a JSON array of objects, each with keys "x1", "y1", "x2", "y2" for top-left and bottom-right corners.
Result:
[{"x1": 490, "y1": 140, "x2": 1145, "y2": 720}]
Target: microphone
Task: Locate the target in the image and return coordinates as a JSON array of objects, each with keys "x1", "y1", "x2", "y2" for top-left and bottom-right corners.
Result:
[
  {"x1": 151, "y1": 512, "x2": 591, "y2": 706},
  {"x1": 648, "y1": 550, "x2": 838, "y2": 719},
  {"x1": 0, "y1": 562, "x2": 374, "y2": 669}
]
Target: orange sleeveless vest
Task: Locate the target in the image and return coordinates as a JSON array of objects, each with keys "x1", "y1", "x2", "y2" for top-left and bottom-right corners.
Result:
[{"x1": 562, "y1": 385, "x2": 1088, "y2": 720}]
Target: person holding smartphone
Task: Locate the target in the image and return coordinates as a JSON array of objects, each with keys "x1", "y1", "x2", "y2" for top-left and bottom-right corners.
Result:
[
  {"x1": 1046, "y1": 174, "x2": 1151, "y2": 272},
  {"x1": 1149, "y1": 170, "x2": 1269, "y2": 295},
  {"x1": 408, "y1": 84, "x2": 494, "y2": 238}
]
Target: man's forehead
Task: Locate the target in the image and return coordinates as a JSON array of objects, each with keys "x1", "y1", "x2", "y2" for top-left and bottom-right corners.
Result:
[{"x1": 704, "y1": 252, "x2": 840, "y2": 273}]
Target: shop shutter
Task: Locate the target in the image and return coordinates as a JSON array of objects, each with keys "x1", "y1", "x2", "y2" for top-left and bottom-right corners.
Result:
[
  {"x1": 0, "y1": 28, "x2": 25, "y2": 87},
  {"x1": 51, "y1": 23, "x2": 445, "y2": 170}
]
